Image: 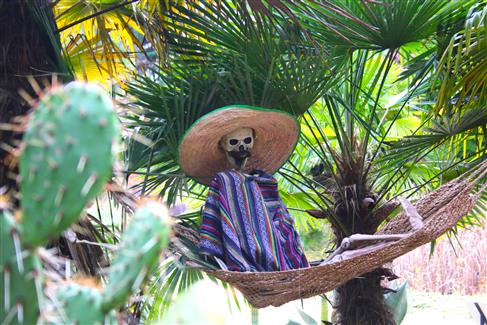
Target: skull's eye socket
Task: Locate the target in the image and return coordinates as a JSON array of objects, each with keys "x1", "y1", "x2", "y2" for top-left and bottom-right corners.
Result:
[
  {"x1": 244, "y1": 137, "x2": 252, "y2": 144},
  {"x1": 229, "y1": 139, "x2": 238, "y2": 146}
]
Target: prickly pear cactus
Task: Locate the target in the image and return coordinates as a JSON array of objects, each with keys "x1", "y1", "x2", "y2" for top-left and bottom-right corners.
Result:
[
  {"x1": 0, "y1": 210, "x2": 42, "y2": 325},
  {"x1": 1, "y1": 82, "x2": 172, "y2": 325},
  {"x1": 19, "y1": 82, "x2": 119, "y2": 247},
  {"x1": 1, "y1": 81, "x2": 120, "y2": 324},
  {"x1": 56, "y1": 202, "x2": 171, "y2": 323},
  {"x1": 56, "y1": 283, "x2": 115, "y2": 325},
  {"x1": 101, "y1": 202, "x2": 171, "y2": 311}
]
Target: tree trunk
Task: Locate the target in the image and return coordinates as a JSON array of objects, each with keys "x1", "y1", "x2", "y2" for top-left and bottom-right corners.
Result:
[
  {"x1": 0, "y1": 0, "x2": 61, "y2": 193},
  {"x1": 334, "y1": 268, "x2": 396, "y2": 325},
  {"x1": 330, "y1": 189, "x2": 397, "y2": 324}
]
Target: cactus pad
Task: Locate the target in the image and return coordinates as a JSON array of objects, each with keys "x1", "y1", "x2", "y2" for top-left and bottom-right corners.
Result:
[
  {"x1": 1, "y1": 211, "x2": 42, "y2": 325},
  {"x1": 56, "y1": 283, "x2": 113, "y2": 324},
  {"x1": 19, "y1": 82, "x2": 120, "y2": 247},
  {"x1": 101, "y1": 202, "x2": 171, "y2": 310}
]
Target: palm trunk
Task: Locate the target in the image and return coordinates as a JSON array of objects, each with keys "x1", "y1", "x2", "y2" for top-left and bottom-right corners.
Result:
[
  {"x1": 0, "y1": 0, "x2": 59, "y2": 193},
  {"x1": 334, "y1": 268, "x2": 396, "y2": 325},
  {"x1": 329, "y1": 179, "x2": 397, "y2": 324},
  {"x1": 329, "y1": 217, "x2": 397, "y2": 325}
]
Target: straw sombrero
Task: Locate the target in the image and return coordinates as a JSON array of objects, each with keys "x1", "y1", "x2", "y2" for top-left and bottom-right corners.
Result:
[{"x1": 178, "y1": 105, "x2": 299, "y2": 184}]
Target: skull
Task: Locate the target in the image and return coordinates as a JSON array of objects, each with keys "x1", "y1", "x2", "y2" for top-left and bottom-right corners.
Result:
[{"x1": 220, "y1": 127, "x2": 254, "y2": 170}]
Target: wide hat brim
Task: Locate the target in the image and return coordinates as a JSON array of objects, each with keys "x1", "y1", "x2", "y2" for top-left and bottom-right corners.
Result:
[{"x1": 178, "y1": 105, "x2": 299, "y2": 185}]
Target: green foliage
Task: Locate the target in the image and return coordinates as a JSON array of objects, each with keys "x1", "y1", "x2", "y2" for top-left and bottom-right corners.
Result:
[
  {"x1": 384, "y1": 4, "x2": 487, "y2": 177},
  {"x1": 165, "y1": 1, "x2": 342, "y2": 115},
  {"x1": 435, "y1": 3, "x2": 487, "y2": 111},
  {"x1": 19, "y1": 82, "x2": 119, "y2": 247},
  {"x1": 125, "y1": 62, "x2": 219, "y2": 202},
  {"x1": 102, "y1": 202, "x2": 171, "y2": 310}
]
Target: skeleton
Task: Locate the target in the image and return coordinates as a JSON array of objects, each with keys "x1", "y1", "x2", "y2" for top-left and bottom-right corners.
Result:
[
  {"x1": 220, "y1": 127, "x2": 254, "y2": 170},
  {"x1": 320, "y1": 197, "x2": 424, "y2": 264}
]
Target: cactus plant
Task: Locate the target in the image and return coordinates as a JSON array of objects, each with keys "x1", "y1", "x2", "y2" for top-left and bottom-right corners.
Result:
[
  {"x1": 102, "y1": 201, "x2": 170, "y2": 310},
  {"x1": 19, "y1": 82, "x2": 119, "y2": 247},
  {"x1": 56, "y1": 283, "x2": 111, "y2": 324},
  {"x1": 2, "y1": 81, "x2": 119, "y2": 324},
  {"x1": 57, "y1": 202, "x2": 171, "y2": 324},
  {"x1": 1, "y1": 210, "x2": 43, "y2": 325},
  {"x1": 0, "y1": 81, "x2": 171, "y2": 325}
]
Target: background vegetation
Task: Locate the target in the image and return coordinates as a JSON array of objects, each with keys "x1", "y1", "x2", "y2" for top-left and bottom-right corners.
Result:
[{"x1": 0, "y1": 0, "x2": 485, "y2": 324}]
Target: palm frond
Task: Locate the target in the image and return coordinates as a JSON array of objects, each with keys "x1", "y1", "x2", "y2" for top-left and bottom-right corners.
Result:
[
  {"x1": 122, "y1": 60, "x2": 223, "y2": 204},
  {"x1": 294, "y1": 0, "x2": 475, "y2": 50},
  {"x1": 434, "y1": 3, "x2": 487, "y2": 111},
  {"x1": 27, "y1": 1, "x2": 74, "y2": 80},
  {"x1": 143, "y1": 256, "x2": 205, "y2": 321},
  {"x1": 165, "y1": 1, "x2": 343, "y2": 114}
]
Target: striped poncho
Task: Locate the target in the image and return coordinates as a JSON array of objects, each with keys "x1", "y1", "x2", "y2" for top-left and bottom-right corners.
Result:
[{"x1": 199, "y1": 170, "x2": 309, "y2": 272}]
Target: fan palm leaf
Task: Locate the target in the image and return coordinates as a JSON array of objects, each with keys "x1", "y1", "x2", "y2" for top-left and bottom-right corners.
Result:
[
  {"x1": 381, "y1": 4, "x2": 487, "y2": 182},
  {"x1": 54, "y1": 0, "x2": 147, "y2": 83},
  {"x1": 435, "y1": 3, "x2": 487, "y2": 111},
  {"x1": 294, "y1": 0, "x2": 475, "y2": 50}
]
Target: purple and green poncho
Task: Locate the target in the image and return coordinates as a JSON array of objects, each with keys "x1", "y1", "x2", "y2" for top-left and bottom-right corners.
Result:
[{"x1": 199, "y1": 170, "x2": 309, "y2": 272}]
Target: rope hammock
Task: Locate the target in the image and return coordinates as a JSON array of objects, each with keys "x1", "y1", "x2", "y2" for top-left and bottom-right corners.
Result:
[{"x1": 174, "y1": 162, "x2": 486, "y2": 308}]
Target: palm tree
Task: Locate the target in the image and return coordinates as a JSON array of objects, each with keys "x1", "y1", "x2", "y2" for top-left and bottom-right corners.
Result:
[
  {"x1": 280, "y1": 1, "x2": 485, "y2": 323},
  {"x1": 123, "y1": 1, "x2": 486, "y2": 324}
]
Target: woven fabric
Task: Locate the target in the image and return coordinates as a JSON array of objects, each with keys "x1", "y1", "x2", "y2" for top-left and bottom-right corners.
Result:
[{"x1": 199, "y1": 170, "x2": 309, "y2": 272}]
